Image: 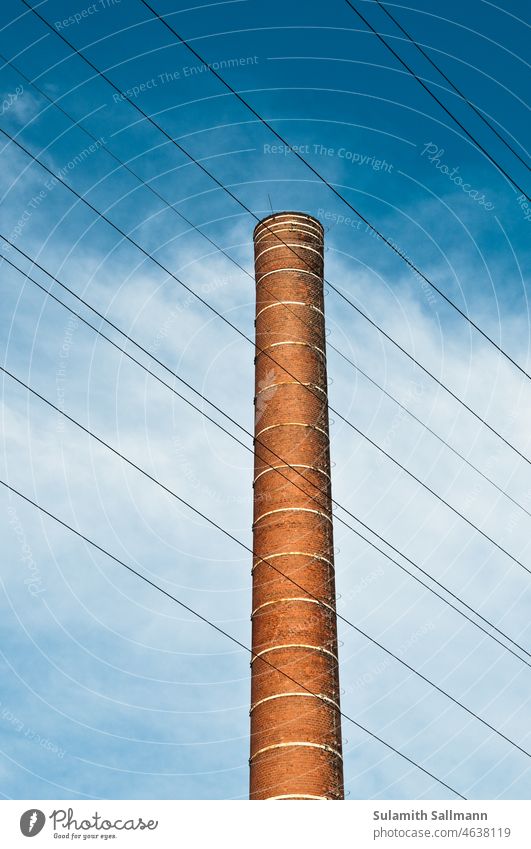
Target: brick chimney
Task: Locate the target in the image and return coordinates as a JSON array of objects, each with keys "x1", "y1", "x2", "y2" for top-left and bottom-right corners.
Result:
[{"x1": 250, "y1": 212, "x2": 344, "y2": 800}]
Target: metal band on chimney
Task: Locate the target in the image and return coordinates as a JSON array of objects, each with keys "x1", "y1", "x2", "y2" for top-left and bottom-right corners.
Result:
[
  {"x1": 250, "y1": 692, "x2": 340, "y2": 713},
  {"x1": 251, "y1": 644, "x2": 339, "y2": 663},
  {"x1": 253, "y1": 507, "x2": 333, "y2": 527},
  {"x1": 253, "y1": 464, "x2": 331, "y2": 485},
  {"x1": 256, "y1": 267, "x2": 323, "y2": 284},
  {"x1": 250, "y1": 742, "x2": 343, "y2": 761},
  {"x1": 256, "y1": 301, "x2": 325, "y2": 319},
  {"x1": 251, "y1": 550, "x2": 335, "y2": 572},
  {"x1": 251, "y1": 598, "x2": 335, "y2": 617}
]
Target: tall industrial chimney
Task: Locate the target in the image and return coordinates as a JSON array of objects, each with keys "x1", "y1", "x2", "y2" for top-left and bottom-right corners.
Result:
[{"x1": 250, "y1": 212, "x2": 344, "y2": 800}]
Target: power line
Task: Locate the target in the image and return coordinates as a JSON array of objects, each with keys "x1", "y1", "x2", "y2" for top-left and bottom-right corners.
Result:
[
  {"x1": 6, "y1": 16, "x2": 531, "y2": 576},
  {"x1": 343, "y1": 1, "x2": 530, "y2": 200},
  {"x1": 2, "y1": 127, "x2": 530, "y2": 586},
  {"x1": 4, "y1": 38, "x2": 529, "y2": 778},
  {"x1": 18, "y1": 5, "x2": 531, "y2": 474},
  {"x1": 3, "y1": 237, "x2": 530, "y2": 669},
  {"x1": 327, "y1": 280, "x2": 531, "y2": 471},
  {"x1": 0, "y1": 50, "x2": 256, "y2": 288},
  {"x1": 5, "y1": 3, "x2": 527, "y2": 798},
  {"x1": 136, "y1": 0, "x2": 531, "y2": 377},
  {"x1": 3, "y1": 51, "x2": 531, "y2": 527},
  {"x1": 2, "y1": 366, "x2": 529, "y2": 763},
  {"x1": 0, "y1": 477, "x2": 468, "y2": 799},
  {"x1": 373, "y1": 0, "x2": 530, "y2": 171},
  {"x1": 4, "y1": 256, "x2": 530, "y2": 696}
]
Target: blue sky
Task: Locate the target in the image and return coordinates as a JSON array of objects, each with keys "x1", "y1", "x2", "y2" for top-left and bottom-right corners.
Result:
[{"x1": 0, "y1": 0, "x2": 530, "y2": 800}]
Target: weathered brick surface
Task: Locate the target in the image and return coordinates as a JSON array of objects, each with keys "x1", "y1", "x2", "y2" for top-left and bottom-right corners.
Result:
[
  {"x1": 252, "y1": 555, "x2": 336, "y2": 612},
  {"x1": 254, "y1": 424, "x2": 330, "y2": 476},
  {"x1": 251, "y1": 647, "x2": 338, "y2": 706},
  {"x1": 253, "y1": 509, "x2": 332, "y2": 563},
  {"x1": 252, "y1": 598, "x2": 337, "y2": 655},
  {"x1": 250, "y1": 212, "x2": 343, "y2": 800},
  {"x1": 251, "y1": 695, "x2": 340, "y2": 754},
  {"x1": 251, "y1": 746, "x2": 343, "y2": 801}
]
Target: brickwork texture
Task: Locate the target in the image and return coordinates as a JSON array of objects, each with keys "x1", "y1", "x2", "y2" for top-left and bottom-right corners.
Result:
[{"x1": 250, "y1": 211, "x2": 344, "y2": 800}]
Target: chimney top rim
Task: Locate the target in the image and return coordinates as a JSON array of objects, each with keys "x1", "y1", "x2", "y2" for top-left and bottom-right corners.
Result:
[{"x1": 254, "y1": 212, "x2": 324, "y2": 237}]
